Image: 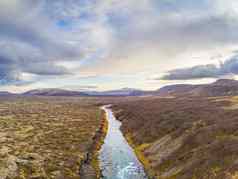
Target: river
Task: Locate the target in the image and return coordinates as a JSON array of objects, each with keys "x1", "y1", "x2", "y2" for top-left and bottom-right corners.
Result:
[{"x1": 99, "y1": 105, "x2": 148, "y2": 179}]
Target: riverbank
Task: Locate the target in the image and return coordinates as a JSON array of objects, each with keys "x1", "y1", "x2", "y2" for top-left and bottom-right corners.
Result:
[
  {"x1": 79, "y1": 108, "x2": 108, "y2": 179},
  {"x1": 112, "y1": 107, "x2": 156, "y2": 178},
  {"x1": 112, "y1": 97, "x2": 238, "y2": 179},
  {"x1": 124, "y1": 133, "x2": 156, "y2": 179}
]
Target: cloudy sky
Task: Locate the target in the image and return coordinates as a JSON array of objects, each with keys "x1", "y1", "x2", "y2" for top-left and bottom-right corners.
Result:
[{"x1": 1, "y1": 0, "x2": 238, "y2": 92}]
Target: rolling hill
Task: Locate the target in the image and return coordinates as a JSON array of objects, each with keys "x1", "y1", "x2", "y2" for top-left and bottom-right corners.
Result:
[{"x1": 156, "y1": 79, "x2": 238, "y2": 97}]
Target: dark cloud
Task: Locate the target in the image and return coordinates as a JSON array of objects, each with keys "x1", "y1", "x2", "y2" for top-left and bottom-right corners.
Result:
[
  {"x1": 161, "y1": 55, "x2": 238, "y2": 80},
  {"x1": 0, "y1": 54, "x2": 71, "y2": 84},
  {"x1": 0, "y1": 40, "x2": 73, "y2": 85},
  {"x1": 161, "y1": 64, "x2": 219, "y2": 80},
  {"x1": 21, "y1": 61, "x2": 71, "y2": 76},
  {"x1": 0, "y1": 56, "x2": 20, "y2": 84},
  {"x1": 221, "y1": 56, "x2": 238, "y2": 74},
  {"x1": 0, "y1": 0, "x2": 84, "y2": 85}
]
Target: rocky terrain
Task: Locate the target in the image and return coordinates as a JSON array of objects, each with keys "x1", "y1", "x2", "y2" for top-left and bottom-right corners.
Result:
[
  {"x1": 113, "y1": 96, "x2": 238, "y2": 179},
  {"x1": 0, "y1": 96, "x2": 104, "y2": 179}
]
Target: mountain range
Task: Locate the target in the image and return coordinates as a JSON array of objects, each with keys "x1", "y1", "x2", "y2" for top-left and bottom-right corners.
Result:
[{"x1": 2, "y1": 79, "x2": 238, "y2": 97}]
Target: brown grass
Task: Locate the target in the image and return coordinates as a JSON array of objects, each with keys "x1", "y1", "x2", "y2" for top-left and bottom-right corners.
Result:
[
  {"x1": 113, "y1": 96, "x2": 238, "y2": 179},
  {"x1": 0, "y1": 96, "x2": 103, "y2": 178},
  {"x1": 90, "y1": 110, "x2": 109, "y2": 178}
]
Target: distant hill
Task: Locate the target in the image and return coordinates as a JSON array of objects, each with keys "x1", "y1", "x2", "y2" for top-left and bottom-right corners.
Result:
[
  {"x1": 11, "y1": 79, "x2": 238, "y2": 97},
  {"x1": 156, "y1": 79, "x2": 238, "y2": 97},
  {"x1": 23, "y1": 88, "x2": 152, "y2": 97},
  {"x1": 190, "y1": 79, "x2": 238, "y2": 97},
  {"x1": 23, "y1": 88, "x2": 89, "y2": 96},
  {"x1": 156, "y1": 84, "x2": 199, "y2": 96}
]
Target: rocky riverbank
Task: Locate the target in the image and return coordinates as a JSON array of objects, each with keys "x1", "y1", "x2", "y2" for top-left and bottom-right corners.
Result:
[{"x1": 79, "y1": 109, "x2": 108, "y2": 179}]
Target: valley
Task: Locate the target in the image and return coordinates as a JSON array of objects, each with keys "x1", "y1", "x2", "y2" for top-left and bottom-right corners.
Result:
[
  {"x1": 2, "y1": 1, "x2": 237, "y2": 178},
  {"x1": 2, "y1": 79, "x2": 238, "y2": 178}
]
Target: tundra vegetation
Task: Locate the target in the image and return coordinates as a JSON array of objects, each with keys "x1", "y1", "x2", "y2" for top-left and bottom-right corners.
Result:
[
  {"x1": 0, "y1": 96, "x2": 106, "y2": 179},
  {"x1": 2, "y1": 92, "x2": 238, "y2": 179},
  {"x1": 113, "y1": 96, "x2": 238, "y2": 179}
]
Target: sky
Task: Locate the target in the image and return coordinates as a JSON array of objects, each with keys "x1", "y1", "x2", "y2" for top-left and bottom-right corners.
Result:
[{"x1": 1, "y1": 0, "x2": 238, "y2": 92}]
